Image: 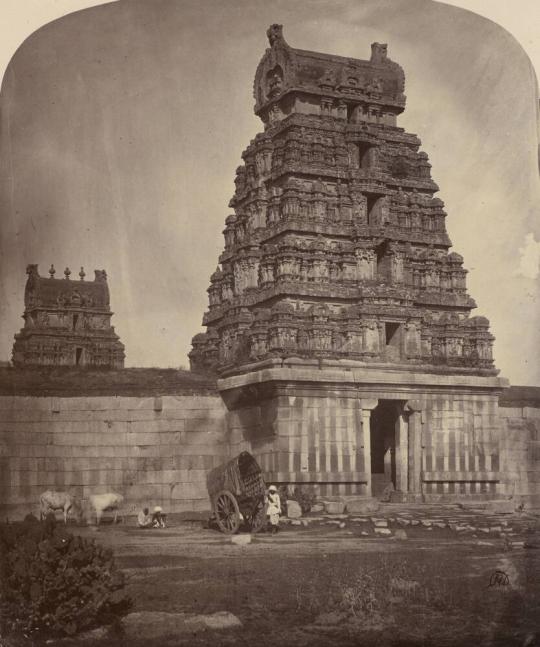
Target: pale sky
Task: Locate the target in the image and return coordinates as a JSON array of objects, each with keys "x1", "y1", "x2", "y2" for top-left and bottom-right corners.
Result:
[
  {"x1": 1, "y1": 1, "x2": 539, "y2": 85},
  {"x1": 0, "y1": 0, "x2": 539, "y2": 385}
]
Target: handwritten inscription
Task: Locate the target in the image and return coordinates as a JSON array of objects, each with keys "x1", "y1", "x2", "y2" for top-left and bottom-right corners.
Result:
[{"x1": 488, "y1": 570, "x2": 509, "y2": 587}]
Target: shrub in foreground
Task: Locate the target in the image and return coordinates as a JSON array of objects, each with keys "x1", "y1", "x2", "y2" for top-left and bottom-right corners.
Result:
[{"x1": 0, "y1": 514, "x2": 131, "y2": 639}]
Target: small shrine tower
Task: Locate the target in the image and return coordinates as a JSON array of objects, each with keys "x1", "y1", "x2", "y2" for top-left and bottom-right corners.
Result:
[
  {"x1": 190, "y1": 26, "x2": 508, "y2": 501},
  {"x1": 12, "y1": 264, "x2": 125, "y2": 368}
]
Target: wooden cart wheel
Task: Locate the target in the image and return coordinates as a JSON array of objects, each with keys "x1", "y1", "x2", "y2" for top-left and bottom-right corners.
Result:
[
  {"x1": 250, "y1": 499, "x2": 268, "y2": 534},
  {"x1": 214, "y1": 490, "x2": 241, "y2": 534}
]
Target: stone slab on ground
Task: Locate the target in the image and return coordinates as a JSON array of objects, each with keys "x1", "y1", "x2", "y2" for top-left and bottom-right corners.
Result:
[
  {"x1": 486, "y1": 500, "x2": 517, "y2": 514},
  {"x1": 286, "y1": 500, "x2": 303, "y2": 518},
  {"x1": 123, "y1": 611, "x2": 242, "y2": 640},
  {"x1": 324, "y1": 501, "x2": 345, "y2": 514},
  {"x1": 344, "y1": 497, "x2": 380, "y2": 514},
  {"x1": 457, "y1": 500, "x2": 516, "y2": 514},
  {"x1": 231, "y1": 534, "x2": 252, "y2": 545}
]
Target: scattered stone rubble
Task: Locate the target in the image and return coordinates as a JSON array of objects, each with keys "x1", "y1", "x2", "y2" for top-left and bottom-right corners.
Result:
[{"x1": 277, "y1": 501, "x2": 538, "y2": 548}]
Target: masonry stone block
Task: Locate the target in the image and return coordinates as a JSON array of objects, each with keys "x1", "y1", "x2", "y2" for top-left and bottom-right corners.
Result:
[
  {"x1": 130, "y1": 446, "x2": 161, "y2": 460},
  {"x1": 170, "y1": 482, "x2": 206, "y2": 500},
  {"x1": 126, "y1": 484, "x2": 165, "y2": 500},
  {"x1": 162, "y1": 396, "x2": 222, "y2": 410},
  {"x1": 183, "y1": 418, "x2": 224, "y2": 434},
  {"x1": 0, "y1": 397, "x2": 15, "y2": 410},
  {"x1": 523, "y1": 407, "x2": 540, "y2": 419},
  {"x1": 54, "y1": 410, "x2": 93, "y2": 422},
  {"x1": 118, "y1": 410, "x2": 159, "y2": 422},
  {"x1": 127, "y1": 432, "x2": 161, "y2": 446}
]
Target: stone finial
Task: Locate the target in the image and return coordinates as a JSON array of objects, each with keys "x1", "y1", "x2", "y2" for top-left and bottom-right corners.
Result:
[
  {"x1": 267, "y1": 24, "x2": 284, "y2": 47},
  {"x1": 371, "y1": 42, "x2": 388, "y2": 64},
  {"x1": 49, "y1": 264, "x2": 56, "y2": 278},
  {"x1": 64, "y1": 267, "x2": 71, "y2": 280},
  {"x1": 94, "y1": 269, "x2": 108, "y2": 283},
  {"x1": 79, "y1": 266, "x2": 86, "y2": 281},
  {"x1": 26, "y1": 264, "x2": 39, "y2": 276}
]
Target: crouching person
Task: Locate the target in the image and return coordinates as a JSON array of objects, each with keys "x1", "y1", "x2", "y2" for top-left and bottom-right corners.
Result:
[
  {"x1": 265, "y1": 485, "x2": 281, "y2": 535},
  {"x1": 137, "y1": 507, "x2": 153, "y2": 528},
  {"x1": 152, "y1": 506, "x2": 167, "y2": 528}
]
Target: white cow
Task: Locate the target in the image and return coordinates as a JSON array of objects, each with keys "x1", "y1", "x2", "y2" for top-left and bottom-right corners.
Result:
[
  {"x1": 40, "y1": 490, "x2": 82, "y2": 524},
  {"x1": 87, "y1": 492, "x2": 124, "y2": 525}
]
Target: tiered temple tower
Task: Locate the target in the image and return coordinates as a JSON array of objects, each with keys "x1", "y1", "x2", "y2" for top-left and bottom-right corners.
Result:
[
  {"x1": 190, "y1": 26, "x2": 508, "y2": 502},
  {"x1": 12, "y1": 264, "x2": 125, "y2": 368}
]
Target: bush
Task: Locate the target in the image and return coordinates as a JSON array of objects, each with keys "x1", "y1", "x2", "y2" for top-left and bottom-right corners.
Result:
[{"x1": 0, "y1": 513, "x2": 131, "y2": 640}]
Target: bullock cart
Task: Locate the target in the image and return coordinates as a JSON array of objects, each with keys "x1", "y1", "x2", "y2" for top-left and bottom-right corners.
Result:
[{"x1": 207, "y1": 452, "x2": 267, "y2": 534}]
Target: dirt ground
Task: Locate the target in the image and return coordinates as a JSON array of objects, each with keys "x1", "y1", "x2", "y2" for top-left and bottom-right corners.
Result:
[{"x1": 55, "y1": 505, "x2": 540, "y2": 647}]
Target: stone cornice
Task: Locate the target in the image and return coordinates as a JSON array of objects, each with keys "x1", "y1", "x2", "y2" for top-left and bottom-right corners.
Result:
[{"x1": 218, "y1": 362, "x2": 508, "y2": 393}]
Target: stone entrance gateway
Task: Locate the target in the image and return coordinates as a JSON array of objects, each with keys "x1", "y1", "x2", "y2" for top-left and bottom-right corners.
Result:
[
  {"x1": 191, "y1": 26, "x2": 508, "y2": 503},
  {"x1": 220, "y1": 367, "x2": 505, "y2": 502}
]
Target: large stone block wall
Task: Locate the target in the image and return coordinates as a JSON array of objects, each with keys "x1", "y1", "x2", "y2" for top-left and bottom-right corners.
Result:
[
  {"x1": 1, "y1": 388, "x2": 538, "y2": 519},
  {"x1": 498, "y1": 404, "x2": 540, "y2": 505},
  {"x1": 0, "y1": 395, "x2": 228, "y2": 520}
]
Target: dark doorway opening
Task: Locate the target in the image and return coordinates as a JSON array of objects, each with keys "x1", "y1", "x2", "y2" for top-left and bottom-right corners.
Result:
[
  {"x1": 385, "y1": 322, "x2": 400, "y2": 347},
  {"x1": 358, "y1": 142, "x2": 373, "y2": 169},
  {"x1": 370, "y1": 400, "x2": 400, "y2": 496},
  {"x1": 75, "y1": 348, "x2": 83, "y2": 365},
  {"x1": 367, "y1": 194, "x2": 381, "y2": 225},
  {"x1": 375, "y1": 239, "x2": 391, "y2": 281},
  {"x1": 384, "y1": 322, "x2": 401, "y2": 361}
]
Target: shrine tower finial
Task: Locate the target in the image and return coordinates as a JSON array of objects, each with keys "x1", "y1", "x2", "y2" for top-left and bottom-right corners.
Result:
[{"x1": 266, "y1": 24, "x2": 285, "y2": 47}]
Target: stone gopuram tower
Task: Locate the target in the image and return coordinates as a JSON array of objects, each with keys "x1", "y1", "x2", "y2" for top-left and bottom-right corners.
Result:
[
  {"x1": 12, "y1": 264, "x2": 125, "y2": 368},
  {"x1": 190, "y1": 26, "x2": 508, "y2": 501}
]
